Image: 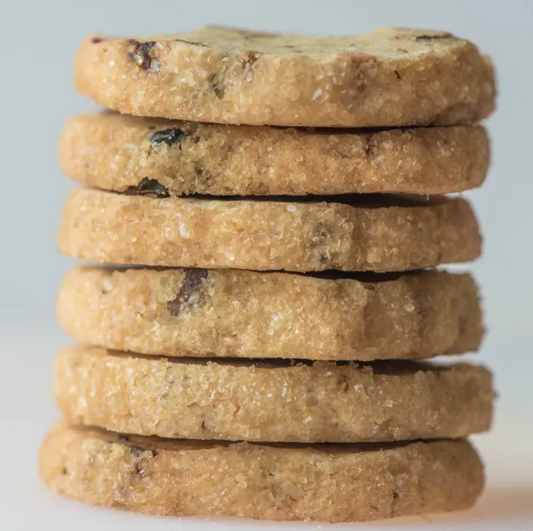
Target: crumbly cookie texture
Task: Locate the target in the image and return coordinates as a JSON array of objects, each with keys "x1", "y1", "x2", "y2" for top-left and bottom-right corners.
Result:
[
  {"x1": 39, "y1": 422, "x2": 484, "y2": 522},
  {"x1": 75, "y1": 27, "x2": 495, "y2": 127},
  {"x1": 58, "y1": 267, "x2": 483, "y2": 360},
  {"x1": 58, "y1": 189, "x2": 481, "y2": 272},
  {"x1": 59, "y1": 113, "x2": 490, "y2": 196},
  {"x1": 55, "y1": 346, "x2": 494, "y2": 443}
]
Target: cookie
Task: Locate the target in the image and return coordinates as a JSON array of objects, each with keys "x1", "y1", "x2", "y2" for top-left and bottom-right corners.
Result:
[
  {"x1": 59, "y1": 113, "x2": 490, "y2": 196},
  {"x1": 75, "y1": 27, "x2": 495, "y2": 127},
  {"x1": 58, "y1": 267, "x2": 483, "y2": 361},
  {"x1": 58, "y1": 189, "x2": 481, "y2": 272},
  {"x1": 39, "y1": 422, "x2": 483, "y2": 522},
  {"x1": 54, "y1": 346, "x2": 493, "y2": 443}
]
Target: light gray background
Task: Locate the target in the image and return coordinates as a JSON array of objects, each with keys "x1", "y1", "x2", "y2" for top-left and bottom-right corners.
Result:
[{"x1": 0, "y1": 1, "x2": 532, "y2": 529}]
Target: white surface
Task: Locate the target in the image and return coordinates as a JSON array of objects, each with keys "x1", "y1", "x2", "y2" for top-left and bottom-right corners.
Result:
[{"x1": 2, "y1": 327, "x2": 532, "y2": 530}]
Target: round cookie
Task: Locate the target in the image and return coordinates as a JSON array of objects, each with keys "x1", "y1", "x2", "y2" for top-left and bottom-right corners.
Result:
[
  {"x1": 55, "y1": 346, "x2": 494, "y2": 443},
  {"x1": 58, "y1": 189, "x2": 482, "y2": 272},
  {"x1": 75, "y1": 27, "x2": 495, "y2": 127},
  {"x1": 58, "y1": 267, "x2": 483, "y2": 361},
  {"x1": 59, "y1": 113, "x2": 490, "y2": 196},
  {"x1": 39, "y1": 423, "x2": 484, "y2": 522}
]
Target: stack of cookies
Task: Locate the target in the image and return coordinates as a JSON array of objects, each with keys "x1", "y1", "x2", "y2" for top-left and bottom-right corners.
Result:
[{"x1": 39, "y1": 27, "x2": 497, "y2": 523}]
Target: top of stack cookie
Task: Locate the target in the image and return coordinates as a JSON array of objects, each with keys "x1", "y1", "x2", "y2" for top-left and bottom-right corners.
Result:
[{"x1": 76, "y1": 26, "x2": 496, "y2": 127}]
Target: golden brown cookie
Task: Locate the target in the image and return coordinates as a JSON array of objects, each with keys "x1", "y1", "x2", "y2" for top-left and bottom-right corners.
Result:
[
  {"x1": 59, "y1": 113, "x2": 490, "y2": 196},
  {"x1": 75, "y1": 27, "x2": 495, "y2": 127},
  {"x1": 58, "y1": 189, "x2": 481, "y2": 272},
  {"x1": 54, "y1": 346, "x2": 494, "y2": 443},
  {"x1": 39, "y1": 422, "x2": 484, "y2": 522},
  {"x1": 58, "y1": 267, "x2": 483, "y2": 360}
]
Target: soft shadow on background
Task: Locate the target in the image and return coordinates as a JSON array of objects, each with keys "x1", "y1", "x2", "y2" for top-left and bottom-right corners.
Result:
[{"x1": 0, "y1": 0, "x2": 532, "y2": 529}]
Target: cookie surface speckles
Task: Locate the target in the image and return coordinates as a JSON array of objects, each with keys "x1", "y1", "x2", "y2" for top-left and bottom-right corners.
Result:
[
  {"x1": 39, "y1": 423, "x2": 484, "y2": 522},
  {"x1": 75, "y1": 27, "x2": 495, "y2": 127},
  {"x1": 58, "y1": 189, "x2": 482, "y2": 272},
  {"x1": 59, "y1": 113, "x2": 490, "y2": 196},
  {"x1": 58, "y1": 267, "x2": 483, "y2": 361},
  {"x1": 54, "y1": 346, "x2": 494, "y2": 443}
]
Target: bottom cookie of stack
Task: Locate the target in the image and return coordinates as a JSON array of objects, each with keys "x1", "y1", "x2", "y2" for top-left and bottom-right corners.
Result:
[{"x1": 40, "y1": 422, "x2": 483, "y2": 523}]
